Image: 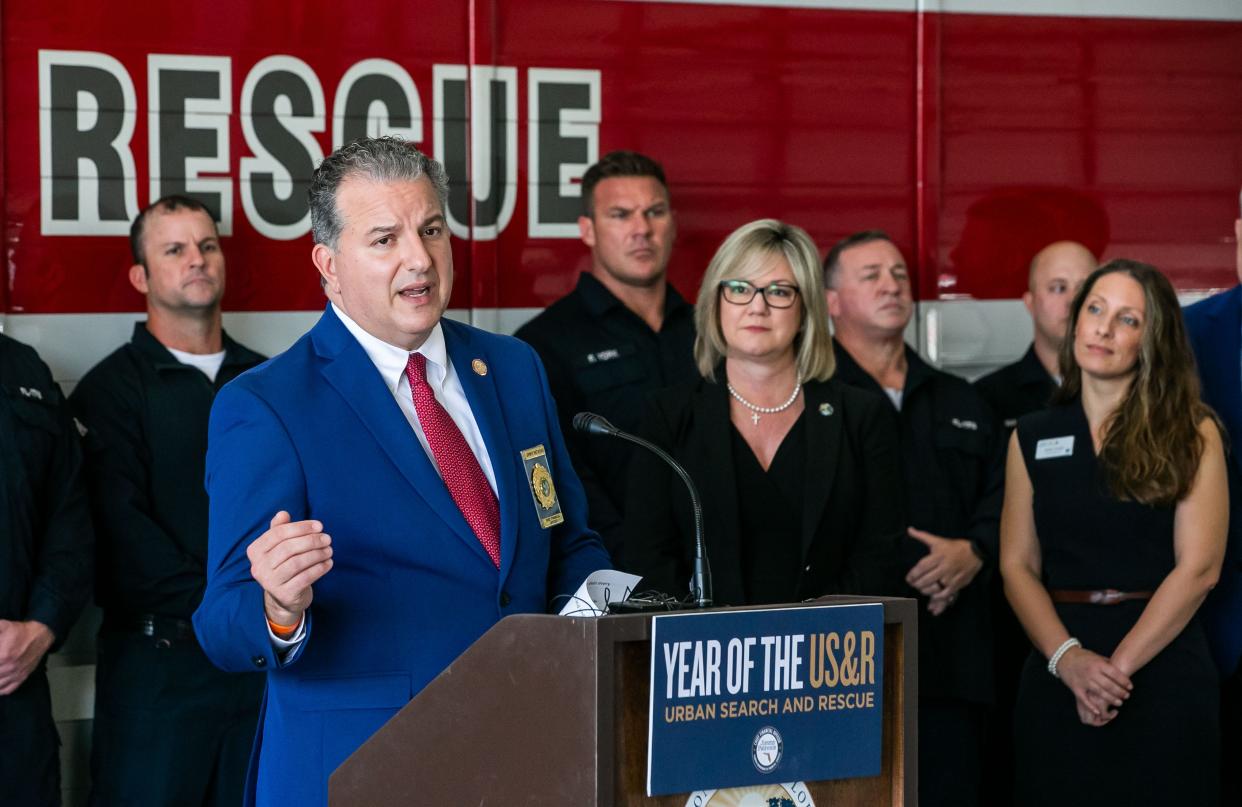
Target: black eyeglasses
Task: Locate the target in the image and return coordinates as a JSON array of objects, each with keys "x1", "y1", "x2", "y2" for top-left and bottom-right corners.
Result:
[{"x1": 718, "y1": 279, "x2": 801, "y2": 309}]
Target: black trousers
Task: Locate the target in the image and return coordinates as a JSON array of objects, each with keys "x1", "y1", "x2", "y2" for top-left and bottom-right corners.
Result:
[
  {"x1": 1222, "y1": 663, "x2": 1242, "y2": 806},
  {"x1": 920, "y1": 698, "x2": 988, "y2": 807},
  {"x1": 89, "y1": 630, "x2": 264, "y2": 807},
  {"x1": 0, "y1": 667, "x2": 61, "y2": 807},
  {"x1": 982, "y1": 582, "x2": 1030, "y2": 806}
]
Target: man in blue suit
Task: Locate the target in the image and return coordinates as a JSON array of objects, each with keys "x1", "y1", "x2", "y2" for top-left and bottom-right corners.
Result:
[
  {"x1": 193, "y1": 137, "x2": 611, "y2": 807},
  {"x1": 1184, "y1": 198, "x2": 1242, "y2": 803}
]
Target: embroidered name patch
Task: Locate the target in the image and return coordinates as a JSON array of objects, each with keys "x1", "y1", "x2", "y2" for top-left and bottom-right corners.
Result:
[
  {"x1": 1035, "y1": 436, "x2": 1074, "y2": 460},
  {"x1": 586, "y1": 348, "x2": 620, "y2": 364}
]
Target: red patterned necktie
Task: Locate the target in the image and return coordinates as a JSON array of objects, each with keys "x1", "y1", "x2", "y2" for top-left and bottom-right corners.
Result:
[{"x1": 405, "y1": 352, "x2": 501, "y2": 567}]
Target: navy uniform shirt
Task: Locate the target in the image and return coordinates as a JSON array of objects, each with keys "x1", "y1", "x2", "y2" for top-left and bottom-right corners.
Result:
[
  {"x1": 974, "y1": 344, "x2": 1056, "y2": 434},
  {"x1": 0, "y1": 334, "x2": 92, "y2": 647},
  {"x1": 515, "y1": 273, "x2": 696, "y2": 553},
  {"x1": 833, "y1": 340, "x2": 1004, "y2": 704},
  {"x1": 69, "y1": 323, "x2": 265, "y2": 622}
]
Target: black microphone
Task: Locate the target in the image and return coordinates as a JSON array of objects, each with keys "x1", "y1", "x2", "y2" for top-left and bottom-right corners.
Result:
[{"x1": 572, "y1": 412, "x2": 712, "y2": 608}]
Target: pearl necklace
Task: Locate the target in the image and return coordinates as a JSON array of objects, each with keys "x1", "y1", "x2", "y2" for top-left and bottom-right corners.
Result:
[{"x1": 727, "y1": 379, "x2": 802, "y2": 426}]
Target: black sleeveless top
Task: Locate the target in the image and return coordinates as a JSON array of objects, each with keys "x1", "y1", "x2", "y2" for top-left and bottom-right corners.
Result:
[
  {"x1": 1017, "y1": 400, "x2": 1174, "y2": 592},
  {"x1": 731, "y1": 415, "x2": 806, "y2": 604},
  {"x1": 1011, "y1": 399, "x2": 1218, "y2": 807}
]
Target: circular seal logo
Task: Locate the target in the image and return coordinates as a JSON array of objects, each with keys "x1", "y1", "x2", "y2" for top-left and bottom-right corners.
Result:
[
  {"x1": 751, "y1": 726, "x2": 783, "y2": 773},
  {"x1": 684, "y1": 781, "x2": 814, "y2": 807},
  {"x1": 531, "y1": 462, "x2": 557, "y2": 510}
]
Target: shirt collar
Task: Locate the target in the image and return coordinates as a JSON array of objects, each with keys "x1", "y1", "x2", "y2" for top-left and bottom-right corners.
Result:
[
  {"x1": 831, "y1": 338, "x2": 934, "y2": 401},
  {"x1": 131, "y1": 321, "x2": 264, "y2": 372},
  {"x1": 330, "y1": 302, "x2": 448, "y2": 393},
  {"x1": 1016, "y1": 343, "x2": 1058, "y2": 387},
  {"x1": 575, "y1": 271, "x2": 693, "y2": 321}
]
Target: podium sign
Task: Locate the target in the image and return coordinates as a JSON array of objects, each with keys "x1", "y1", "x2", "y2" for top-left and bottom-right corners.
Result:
[{"x1": 647, "y1": 603, "x2": 884, "y2": 796}]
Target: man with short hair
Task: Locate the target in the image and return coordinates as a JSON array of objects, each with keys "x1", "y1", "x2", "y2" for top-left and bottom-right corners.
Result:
[
  {"x1": 975, "y1": 240, "x2": 1096, "y2": 430},
  {"x1": 1184, "y1": 196, "x2": 1242, "y2": 804},
  {"x1": 515, "y1": 151, "x2": 695, "y2": 554},
  {"x1": 193, "y1": 137, "x2": 610, "y2": 807},
  {"x1": 824, "y1": 230, "x2": 1003, "y2": 807},
  {"x1": 0, "y1": 335, "x2": 93, "y2": 807},
  {"x1": 70, "y1": 195, "x2": 266, "y2": 805}
]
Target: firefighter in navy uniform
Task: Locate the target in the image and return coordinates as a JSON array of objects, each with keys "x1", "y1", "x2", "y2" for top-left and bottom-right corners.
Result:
[
  {"x1": 975, "y1": 240, "x2": 1095, "y2": 432},
  {"x1": 70, "y1": 196, "x2": 266, "y2": 806},
  {"x1": 824, "y1": 231, "x2": 1004, "y2": 807},
  {"x1": 516, "y1": 151, "x2": 695, "y2": 555},
  {"x1": 0, "y1": 334, "x2": 93, "y2": 807}
]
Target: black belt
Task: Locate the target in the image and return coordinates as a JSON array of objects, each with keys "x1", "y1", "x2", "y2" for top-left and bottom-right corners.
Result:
[{"x1": 111, "y1": 613, "x2": 198, "y2": 648}]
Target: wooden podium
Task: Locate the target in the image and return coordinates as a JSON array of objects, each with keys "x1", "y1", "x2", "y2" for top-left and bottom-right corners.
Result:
[{"x1": 329, "y1": 595, "x2": 917, "y2": 806}]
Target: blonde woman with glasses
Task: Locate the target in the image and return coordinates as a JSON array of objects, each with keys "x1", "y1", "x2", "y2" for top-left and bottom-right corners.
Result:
[{"x1": 620, "y1": 219, "x2": 902, "y2": 605}]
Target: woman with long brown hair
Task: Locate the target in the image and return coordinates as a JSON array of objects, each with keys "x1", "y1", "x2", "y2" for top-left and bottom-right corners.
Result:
[{"x1": 1000, "y1": 259, "x2": 1227, "y2": 805}]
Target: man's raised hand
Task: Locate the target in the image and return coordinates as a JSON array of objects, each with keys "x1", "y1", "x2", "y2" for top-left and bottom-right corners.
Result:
[{"x1": 247, "y1": 511, "x2": 333, "y2": 628}]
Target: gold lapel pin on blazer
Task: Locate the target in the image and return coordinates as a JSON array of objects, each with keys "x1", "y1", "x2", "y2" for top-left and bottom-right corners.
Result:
[{"x1": 472, "y1": 358, "x2": 488, "y2": 376}]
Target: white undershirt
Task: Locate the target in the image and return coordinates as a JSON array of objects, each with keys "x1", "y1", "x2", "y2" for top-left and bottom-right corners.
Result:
[
  {"x1": 167, "y1": 347, "x2": 226, "y2": 383},
  {"x1": 883, "y1": 387, "x2": 904, "y2": 410}
]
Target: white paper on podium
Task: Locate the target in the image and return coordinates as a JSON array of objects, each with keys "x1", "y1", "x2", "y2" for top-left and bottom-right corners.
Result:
[{"x1": 558, "y1": 570, "x2": 643, "y2": 617}]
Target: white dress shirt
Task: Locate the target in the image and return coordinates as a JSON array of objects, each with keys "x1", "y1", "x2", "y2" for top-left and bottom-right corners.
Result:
[
  {"x1": 330, "y1": 303, "x2": 497, "y2": 493},
  {"x1": 270, "y1": 305, "x2": 499, "y2": 651}
]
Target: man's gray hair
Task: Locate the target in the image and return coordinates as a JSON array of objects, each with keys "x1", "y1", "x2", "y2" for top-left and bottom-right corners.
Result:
[{"x1": 308, "y1": 136, "x2": 450, "y2": 248}]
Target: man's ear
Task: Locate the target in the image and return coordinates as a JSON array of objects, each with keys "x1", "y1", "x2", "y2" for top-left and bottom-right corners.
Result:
[
  {"x1": 578, "y1": 215, "x2": 596, "y2": 249},
  {"x1": 1022, "y1": 289, "x2": 1035, "y2": 317},
  {"x1": 312, "y1": 243, "x2": 338, "y2": 294},
  {"x1": 128, "y1": 263, "x2": 149, "y2": 295},
  {"x1": 825, "y1": 289, "x2": 840, "y2": 318}
]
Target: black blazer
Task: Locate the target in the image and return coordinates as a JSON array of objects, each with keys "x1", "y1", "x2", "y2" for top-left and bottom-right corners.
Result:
[{"x1": 619, "y1": 373, "x2": 904, "y2": 606}]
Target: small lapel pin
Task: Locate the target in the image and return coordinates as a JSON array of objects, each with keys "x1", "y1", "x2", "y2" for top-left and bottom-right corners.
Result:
[
  {"x1": 819, "y1": 403, "x2": 834, "y2": 416},
  {"x1": 19, "y1": 386, "x2": 43, "y2": 400},
  {"x1": 471, "y1": 358, "x2": 488, "y2": 376}
]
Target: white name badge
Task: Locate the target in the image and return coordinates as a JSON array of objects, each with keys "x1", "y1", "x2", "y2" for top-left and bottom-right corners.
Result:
[{"x1": 1035, "y1": 436, "x2": 1075, "y2": 460}]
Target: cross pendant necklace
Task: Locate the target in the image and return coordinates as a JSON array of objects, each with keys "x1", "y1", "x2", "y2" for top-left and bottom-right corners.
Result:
[{"x1": 727, "y1": 379, "x2": 803, "y2": 427}]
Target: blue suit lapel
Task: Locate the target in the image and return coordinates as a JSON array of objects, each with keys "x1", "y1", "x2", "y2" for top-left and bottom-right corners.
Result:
[
  {"x1": 443, "y1": 320, "x2": 520, "y2": 580},
  {"x1": 311, "y1": 308, "x2": 483, "y2": 558}
]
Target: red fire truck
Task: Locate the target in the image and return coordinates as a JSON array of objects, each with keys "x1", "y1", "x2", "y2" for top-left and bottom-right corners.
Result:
[
  {"x1": 7, "y1": 0, "x2": 1242, "y2": 380},
  {"x1": 5, "y1": 0, "x2": 1240, "y2": 800}
]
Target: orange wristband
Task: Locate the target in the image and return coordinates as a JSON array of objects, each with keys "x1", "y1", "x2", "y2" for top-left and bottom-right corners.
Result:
[{"x1": 267, "y1": 615, "x2": 301, "y2": 637}]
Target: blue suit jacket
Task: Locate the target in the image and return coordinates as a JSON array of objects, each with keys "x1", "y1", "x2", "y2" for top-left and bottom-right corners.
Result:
[
  {"x1": 1184, "y1": 285, "x2": 1242, "y2": 677},
  {"x1": 193, "y1": 306, "x2": 611, "y2": 806}
]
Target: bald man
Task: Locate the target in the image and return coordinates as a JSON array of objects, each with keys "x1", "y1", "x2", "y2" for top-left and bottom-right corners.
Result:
[{"x1": 974, "y1": 240, "x2": 1096, "y2": 430}]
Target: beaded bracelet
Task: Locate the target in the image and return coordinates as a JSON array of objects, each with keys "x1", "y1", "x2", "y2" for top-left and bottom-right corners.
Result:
[{"x1": 1047, "y1": 637, "x2": 1082, "y2": 679}]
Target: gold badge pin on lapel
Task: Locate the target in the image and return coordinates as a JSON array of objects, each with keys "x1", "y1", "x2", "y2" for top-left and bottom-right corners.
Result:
[
  {"x1": 521, "y1": 445, "x2": 564, "y2": 528},
  {"x1": 472, "y1": 358, "x2": 488, "y2": 376},
  {"x1": 819, "y1": 403, "x2": 834, "y2": 416}
]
